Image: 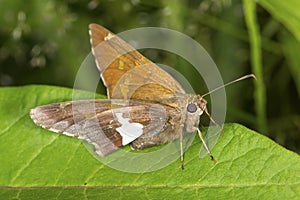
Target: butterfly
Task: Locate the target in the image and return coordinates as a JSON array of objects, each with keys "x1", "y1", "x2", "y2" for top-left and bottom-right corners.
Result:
[{"x1": 30, "y1": 24, "x2": 254, "y2": 169}]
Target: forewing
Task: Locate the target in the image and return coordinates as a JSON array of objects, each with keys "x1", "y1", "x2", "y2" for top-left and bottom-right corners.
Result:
[
  {"x1": 30, "y1": 99, "x2": 178, "y2": 156},
  {"x1": 89, "y1": 24, "x2": 185, "y2": 101}
]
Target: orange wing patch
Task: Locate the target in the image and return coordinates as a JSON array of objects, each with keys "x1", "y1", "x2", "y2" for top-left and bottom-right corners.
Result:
[{"x1": 89, "y1": 24, "x2": 185, "y2": 102}]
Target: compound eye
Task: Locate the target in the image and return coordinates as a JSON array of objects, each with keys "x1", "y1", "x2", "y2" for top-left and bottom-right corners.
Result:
[{"x1": 187, "y1": 103, "x2": 197, "y2": 113}]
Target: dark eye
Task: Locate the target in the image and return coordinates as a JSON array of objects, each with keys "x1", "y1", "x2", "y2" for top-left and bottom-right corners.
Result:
[{"x1": 187, "y1": 103, "x2": 197, "y2": 113}]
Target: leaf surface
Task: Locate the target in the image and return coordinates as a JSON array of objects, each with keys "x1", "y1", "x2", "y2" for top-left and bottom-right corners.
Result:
[{"x1": 0, "y1": 85, "x2": 299, "y2": 199}]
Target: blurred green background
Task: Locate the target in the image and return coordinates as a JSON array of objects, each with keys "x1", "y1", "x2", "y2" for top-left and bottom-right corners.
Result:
[{"x1": 0, "y1": 0, "x2": 299, "y2": 153}]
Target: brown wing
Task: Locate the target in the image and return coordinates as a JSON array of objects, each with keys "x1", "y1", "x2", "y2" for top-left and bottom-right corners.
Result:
[
  {"x1": 30, "y1": 99, "x2": 180, "y2": 156},
  {"x1": 89, "y1": 24, "x2": 185, "y2": 102}
]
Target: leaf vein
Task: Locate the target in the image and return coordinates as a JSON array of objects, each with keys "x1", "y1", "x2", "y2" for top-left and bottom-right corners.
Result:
[{"x1": 9, "y1": 135, "x2": 60, "y2": 184}]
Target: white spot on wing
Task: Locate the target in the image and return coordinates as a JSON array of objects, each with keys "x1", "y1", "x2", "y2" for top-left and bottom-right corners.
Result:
[
  {"x1": 44, "y1": 126, "x2": 82, "y2": 139},
  {"x1": 100, "y1": 73, "x2": 108, "y2": 88},
  {"x1": 91, "y1": 43, "x2": 95, "y2": 55},
  {"x1": 94, "y1": 58, "x2": 101, "y2": 70},
  {"x1": 62, "y1": 131, "x2": 75, "y2": 137},
  {"x1": 104, "y1": 32, "x2": 114, "y2": 41},
  {"x1": 48, "y1": 127, "x2": 60, "y2": 133},
  {"x1": 89, "y1": 30, "x2": 102, "y2": 72},
  {"x1": 88, "y1": 30, "x2": 93, "y2": 44},
  {"x1": 115, "y1": 113, "x2": 143, "y2": 145}
]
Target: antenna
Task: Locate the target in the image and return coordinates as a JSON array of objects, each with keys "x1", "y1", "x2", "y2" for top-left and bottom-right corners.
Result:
[
  {"x1": 197, "y1": 74, "x2": 256, "y2": 164},
  {"x1": 202, "y1": 74, "x2": 256, "y2": 98}
]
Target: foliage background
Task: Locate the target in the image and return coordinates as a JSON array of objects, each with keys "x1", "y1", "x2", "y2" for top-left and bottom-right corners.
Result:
[{"x1": 0, "y1": 0, "x2": 299, "y2": 154}]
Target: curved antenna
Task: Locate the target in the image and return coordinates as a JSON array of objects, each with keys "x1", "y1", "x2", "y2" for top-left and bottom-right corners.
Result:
[{"x1": 202, "y1": 74, "x2": 256, "y2": 98}]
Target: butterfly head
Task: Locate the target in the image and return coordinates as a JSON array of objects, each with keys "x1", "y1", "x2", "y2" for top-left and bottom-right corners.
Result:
[{"x1": 184, "y1": 95, "x2": 207, "y2": 133}]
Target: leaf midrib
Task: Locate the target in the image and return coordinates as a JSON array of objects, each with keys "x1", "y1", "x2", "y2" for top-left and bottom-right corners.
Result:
[{"x1": 1, "y1": 182, "x2": 299, "y2": 189}]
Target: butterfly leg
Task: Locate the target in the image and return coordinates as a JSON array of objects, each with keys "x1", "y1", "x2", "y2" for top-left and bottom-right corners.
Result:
[
  {"x1": 197, "y1": 128, "x2": 216, "y2": 164},
  {"x1": 180, "y1": 129, "x2": 184, "y2": 170}
]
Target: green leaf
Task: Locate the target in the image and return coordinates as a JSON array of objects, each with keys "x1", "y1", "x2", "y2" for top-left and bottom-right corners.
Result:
[
  {"x1": 257, "y1": 0, "x2": 300, "y2": 42},
  {"x1": 0, "y1": 85, "x2": 300, "y2": 199}
]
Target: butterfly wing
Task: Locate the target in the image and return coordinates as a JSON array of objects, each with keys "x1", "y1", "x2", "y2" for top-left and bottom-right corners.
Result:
[
  {"x1": 89, "y1": 24, "x2": 185, "y2": 101},
  {"x1": 30, "y1": 99, "x2": 181, "y2": 156}
]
